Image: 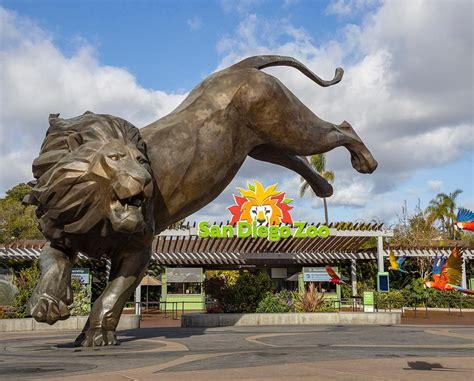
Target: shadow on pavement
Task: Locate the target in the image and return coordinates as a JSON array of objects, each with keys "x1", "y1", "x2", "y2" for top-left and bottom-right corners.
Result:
[{"x1": 118, "y1": 326, "x2": 207, "y2": 343}]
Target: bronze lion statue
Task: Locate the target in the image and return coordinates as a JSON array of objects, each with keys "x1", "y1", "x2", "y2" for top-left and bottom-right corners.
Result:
[{"x1": 26, "y1": 55, "x2": 377, "y2": 346}]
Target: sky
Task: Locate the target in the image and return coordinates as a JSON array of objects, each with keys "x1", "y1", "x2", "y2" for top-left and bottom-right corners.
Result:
[{"x1": 1, "y1": 0, "x2": 473, "y2": 226}]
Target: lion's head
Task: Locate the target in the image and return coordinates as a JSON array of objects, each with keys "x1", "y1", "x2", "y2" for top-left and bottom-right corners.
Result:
[
  {"x1": 229, "y1": 180, "x2": 293, "y2": 226},
  {"x1": 26, "y1": 113, "x2": 154, "y2": 245},
  {"x1": 240, "y1": 198, "x2": 282, "y2": 226}
]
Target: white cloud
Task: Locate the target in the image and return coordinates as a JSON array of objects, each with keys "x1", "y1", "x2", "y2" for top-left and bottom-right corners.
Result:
[
  {"x1": 0, "y1": 7, "x2": 186, "y2": 193},
  {"x1": 427, "y1": 180, "x2": 443, "y2": 193},
  {"x1": 328, "y1": 178, "x2": 375, "y2": 207},
  {"x1": 354, "y1": 200, "x2": 401, "y2": 225},
  {"x1": 208, "y1": 1, "x2": 473, "y2": 222},
  {"x1": 325, "y1": 0, "x2": 379, "y2": 17},
  {"x1": 187, "y1": 16, "x2": 202, "y2": 31},
  {"x1": 219, "y1": 0, "x2": 262, "y2": 14},
  {"x1": 1, "y1": 3, "x2": 472, "y2": 226},
  {"x1": 325, "y1": 0, "x2": 352, "y2": 16}
]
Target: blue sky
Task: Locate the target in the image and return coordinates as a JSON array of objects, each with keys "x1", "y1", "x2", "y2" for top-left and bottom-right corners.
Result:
[
  {"x1": 2, "y1": 0, "x2": 354, "y2": 91},
  {"x1": 1, "y1": 0, "x2": 473, "y2": 225}
]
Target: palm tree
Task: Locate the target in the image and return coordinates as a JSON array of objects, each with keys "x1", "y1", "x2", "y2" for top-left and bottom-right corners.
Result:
[
  {"x1": 426, "y1": 189, "x2": 463, "y2": 239},
  {"x1": 299, "y1": 154, "x2": 335, "y2": 225}
]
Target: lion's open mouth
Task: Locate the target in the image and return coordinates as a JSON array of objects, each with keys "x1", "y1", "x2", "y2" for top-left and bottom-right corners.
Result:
[{"x1": 118, "y1": 192, "x2": 145, "y2": 208}]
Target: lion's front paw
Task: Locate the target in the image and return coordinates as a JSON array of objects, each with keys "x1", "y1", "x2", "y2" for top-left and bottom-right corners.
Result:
[
  {"x1": 75, "y1": 328, "x2": 118, "y2": 347},
  {"x1": 28, "y1": 293, "x2": 70, "y2": 325}
]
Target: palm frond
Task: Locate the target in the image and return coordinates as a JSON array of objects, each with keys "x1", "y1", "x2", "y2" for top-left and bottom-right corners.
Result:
[
  {"x1": 299, "y1": 180, "x2": 310, "y2": 197},
  {"x1": 323, "y1": 170, "x2": 335, "y2": 183},
  {"x1": 309, "y1": 154, "x2": 325, "y2": 174}
]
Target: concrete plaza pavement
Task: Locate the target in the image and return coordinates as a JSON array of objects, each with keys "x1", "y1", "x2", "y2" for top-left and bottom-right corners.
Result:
[{"x1": 0, "y1": 324, "x2": 473, "y2": 380}]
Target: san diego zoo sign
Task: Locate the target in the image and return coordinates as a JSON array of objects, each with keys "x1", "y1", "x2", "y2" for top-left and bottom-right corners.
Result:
[{"x1": 197, "y1": 180, "x2": 330, "y2": 242}]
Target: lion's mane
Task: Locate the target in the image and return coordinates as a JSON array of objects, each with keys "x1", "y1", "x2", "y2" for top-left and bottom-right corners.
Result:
[{"x1": 25, "y1": 112, "x2": 153, "y2": 245}]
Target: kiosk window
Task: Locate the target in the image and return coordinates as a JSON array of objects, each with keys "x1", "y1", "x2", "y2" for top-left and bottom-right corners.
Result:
[
  {"x1": 167, "y1": 282, "x2": 201, "y2": 294},
  {"x1": 305, "y1": 281, "x2": 336, "y2": 293}
]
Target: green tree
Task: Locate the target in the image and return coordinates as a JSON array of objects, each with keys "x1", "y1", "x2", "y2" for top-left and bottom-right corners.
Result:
[
  {"x1": 299, "y1": 154, "x2": 335, "y2": 225},
  {"x1": 426, "y1": 189, "x2": 463, "y2": 239},
  {"x1": 390, "y1": 201, "x2": 442, "y2": 279},
  {"x1": 5, "y1": 183, "x2": 34, "y2": 203},
  {"x1": 0, "y1": 183, "x2": 43, "y2": 243}
]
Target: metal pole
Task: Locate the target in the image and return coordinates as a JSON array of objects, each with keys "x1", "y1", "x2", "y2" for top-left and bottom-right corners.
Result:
[
  {"x1": 134, "y1": 284, "x2": 141, "y2": 316},
  {"x1": 350, "y1": 259, "x2": 357, "y2": 296},
  {"x1": 146, "y1": 284, "x2": 149, "y2": 313},
  {"x1": 376, "y1": 236, "x2": 384, "y2": 273},
  {"x1": 461, "y1": 254, "x2": 467, "y2": 289}
]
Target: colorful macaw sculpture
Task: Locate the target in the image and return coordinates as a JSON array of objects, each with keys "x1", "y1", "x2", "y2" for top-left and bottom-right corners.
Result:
[
  {"x1": 325, "y1": 265, "x2": 346, "y2": 284},
  {"x1": 388, "y1": 250, "x2": 408, "y2": 273},
  {"x1": 423, "y1": 247, "x2": 474, "y2": 295},
  {"x1": 455, "y1": 208, "x2": 474, "y2": 232}
]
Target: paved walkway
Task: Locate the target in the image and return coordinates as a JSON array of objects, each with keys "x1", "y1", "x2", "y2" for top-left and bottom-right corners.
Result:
[{"x1": 1, "y1": 325, "x2": 473, "y2": 380}]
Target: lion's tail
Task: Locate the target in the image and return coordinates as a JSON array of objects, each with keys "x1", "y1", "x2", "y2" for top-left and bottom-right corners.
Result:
[{"x1": 233, "y1": 55, "x2": 344, "y2": 87}]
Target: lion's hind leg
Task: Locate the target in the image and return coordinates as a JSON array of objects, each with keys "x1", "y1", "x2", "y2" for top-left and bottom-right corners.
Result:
[
  {"x1": 28, "y1": 243, "x2": 75, "y2": 325},
  {"x1": 249, "y1": 144, "x2": 333, "y2": 197},
  {"x1": 338, "y1": 120, "x2": 378, "y2": 174},
  {"x1": 236, "y1": 72, "x2": 378, "y2": 174}
]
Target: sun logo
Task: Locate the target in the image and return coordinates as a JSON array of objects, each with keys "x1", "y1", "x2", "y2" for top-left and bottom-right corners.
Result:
[{"x1": 228, "y1": 180, "x2": 293, "y2": 226}]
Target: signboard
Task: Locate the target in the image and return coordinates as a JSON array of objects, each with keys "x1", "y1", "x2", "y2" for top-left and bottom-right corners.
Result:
[
  {"x1": 377, "y1": 272, "x2": 390, "y2": 292},
  {"x1": 197, "y1": 180, "x2": 331, "y2": 242},
  {"x1": 363, "y1": 291, "x2": 374, "y2": 312},
  {"x1": 72, "y1": 268, "x2": 90, "y2": 285},
  {"x1": 302, "y1": 267, "x2": 331, "y2": 282}
]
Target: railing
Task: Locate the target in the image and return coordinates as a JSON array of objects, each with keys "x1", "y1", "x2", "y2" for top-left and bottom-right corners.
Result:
[
  {"x1": 323, "y1": 297, "x2": 363, "y2": 311},
  {"x1": 124, "y1": 295, "x2": 474, "y2": 319},
  {"x1": 125, "y1": 300, "x2": 207, "y2": 320},
  {"x1": 374, "y1": 294, "x2": 474, "y2": 318}
]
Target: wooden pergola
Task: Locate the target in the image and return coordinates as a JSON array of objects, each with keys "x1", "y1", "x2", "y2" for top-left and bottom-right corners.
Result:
[
  {"x1": 152, "y1": 222, "x2": 389, "y2": 266},
  {"x1": 1, "y1": 222, "x2": 472, "y2": 303}
]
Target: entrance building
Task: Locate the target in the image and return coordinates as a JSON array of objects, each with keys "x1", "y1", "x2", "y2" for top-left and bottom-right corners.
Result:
[{"x1": 2, "y1": 222, "x2": 473, "y2": 314}]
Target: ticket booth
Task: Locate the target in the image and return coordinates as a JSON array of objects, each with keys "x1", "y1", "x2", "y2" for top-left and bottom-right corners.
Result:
[
  {"x1": 300, "y1": 267, "x2": 341, "y2": 300},
  {"x1": 160, "y1": 267, "x2": 205, "y2": 310}
]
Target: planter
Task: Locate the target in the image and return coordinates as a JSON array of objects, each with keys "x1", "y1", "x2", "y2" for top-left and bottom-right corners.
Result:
[
  {"x1": 181, "y1": 312, "x2": 401, "y2": 328},
  {"x1": 0, "y1": 314, "x2": 140, "y2": 333}
]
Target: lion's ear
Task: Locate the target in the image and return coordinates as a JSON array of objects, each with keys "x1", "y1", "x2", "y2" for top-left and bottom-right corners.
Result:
[{"x1": 49, "y1": 114, "x2": 61, "y2": 127}]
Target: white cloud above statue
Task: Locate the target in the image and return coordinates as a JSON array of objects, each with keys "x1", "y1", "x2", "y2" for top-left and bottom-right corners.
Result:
[
  {"x1": 0, "y1": 1, "x2": 472, "y2": 224},
  {"x1": 0, "y1": 7, "x2": 185, "y2": 192}
]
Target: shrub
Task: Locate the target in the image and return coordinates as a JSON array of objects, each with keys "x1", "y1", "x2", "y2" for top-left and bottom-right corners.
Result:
[
  {"x1": 2, "y1": 264, "x2": 93, "y2": 319},
  {"x1": 69, "y1": 278, "x2": 91, "y2": 316},
  {"x1": 292, "y1": 283, "x2": 325, "y2": 312},
  {"x1": 204, "y1": 270, "x2": 274, "y2": 313},
  {"x1": 0, "y1": 306, "x2": 15, "y2": 319},
  {"x1": 374, "y1": 290, "x2": 405, "y2": 309},
  {"x1": 372, "y1": 278, "x2": 474, "y2": 309},
  {"x1": 256, "y1": 290, "x2": 293, "y2": 313},
  {"x1": 203, "y1": 276, "x2": 227, "y2": 301},
  {"x1": 205, "y1": 302, "x2": 222, "y2": 314},
  {"x1": 231, "y1": 271, "x2": 275, "y2": 312},
  {"x1": 11, "y1": 265, "x2": 40, "y2": 318},
  {"x1": 340, "y1": 284, "x2": 352, "y2": 299}
]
